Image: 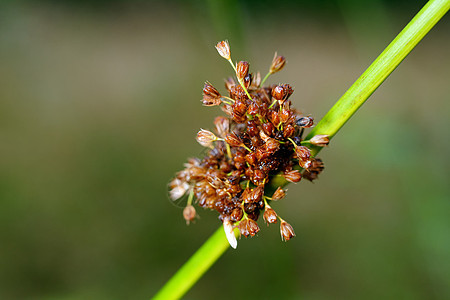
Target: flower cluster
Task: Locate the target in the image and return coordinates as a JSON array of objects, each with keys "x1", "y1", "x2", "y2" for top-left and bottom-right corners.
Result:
[{"x1": 169, "y1": 40, "x2": 327, "y2": 248}]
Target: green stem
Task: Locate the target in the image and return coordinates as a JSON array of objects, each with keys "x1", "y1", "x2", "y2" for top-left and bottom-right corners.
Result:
[
  {"x1": 153, "y1": 1, "x2": 449, "y2": 298},
  {"x1": 152, "y1": 227, "x2": 231, "y2": 300}
]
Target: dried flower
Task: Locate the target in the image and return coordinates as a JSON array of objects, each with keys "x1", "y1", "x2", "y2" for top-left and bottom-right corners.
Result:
[
  {"x1": 183, "y1": 205, "x2": 196, "y2": 225},
  {"x1": 169, "y1": 178, "x2": 190, "y2": 201},
  {"x1": 238, "y1": 218, "x2": 260, "y2": 237},
  {"x1": 196, "y1": 129, "x2": 218, "y2": 147},
  {"x1": 214, "y1": 116, "x2": 229, "y2": 137},
  {"x1": 224, "y1": 132, "x2": 242, "y2": 147},
  {"x1": 295, "y1": 145, "x2": 311, "y2": 161},
  {"x1": 272, "y1": 187, "x2": 286, "y2": 200},
  {"x1": 263, "y1": 205, "x2": 278, "y2": 224},
  {"x1": 280, "y1": 219, "x2": 295, "y2": 241},
  {"x1": 236, "y1": 61, "x2": 250, "y2": 81},
  {"x1": 215, "y1": 40, "x2": 231, "y2": 60},
  {"x1": 202, "y1": 82, "x2": 222, "y2": 106},
  {"x1": 269, "y1": 52, "x2": 286, "y2": 74},
  {"x1": 296, "y1": 116, "x2": 314, "y2": 128},
  {"x1": 284, "y1": 170, "x2": 302, "y2": 183},
  {"x1": 309, "y1": 134, "x2": 330, "y2": 147}
]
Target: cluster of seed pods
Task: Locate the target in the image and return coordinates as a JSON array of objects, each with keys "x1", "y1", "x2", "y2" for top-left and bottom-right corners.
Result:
[{"x1": 169, "y1": 41, "x2": 327, "y2": 248}]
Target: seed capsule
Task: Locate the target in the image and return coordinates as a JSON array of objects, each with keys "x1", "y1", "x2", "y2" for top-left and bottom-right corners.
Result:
[
  {"x1": 183, "y1": 205, "x2": 196, "y2": 225},
  {"x1": 272, "y1": 85, "x2": 285, "y2": 101},
  {"x1": 272, "y1": 187, "x2": 286, "y2": 200},
  {"x1": 263, "y1": 205, "x2": 278, "y2": 224},
  {"x1": 284, "y1": 170, "x2": 302, "y2": 183},
  {"x1": 225, "y1": 132, "x2": 242, "y2": 147},
  {"x1": 236, "y1": 61, "x2": 249, "y2": 81},
  {"x1": 238, "y1": 218, "x2": 260, "y2": 237},
  {"x1": 269, "y1": 53, "x2": 286, "y2": 74},
  {"x1": 296, "y1": 116, "x2": 314, "y2": 128},
  {"x1": 295, "y1": 145, "x2": 311, "y2": 161},
  {"x1": 280, "y1": 219, "x2": 295, "y2": 241}
]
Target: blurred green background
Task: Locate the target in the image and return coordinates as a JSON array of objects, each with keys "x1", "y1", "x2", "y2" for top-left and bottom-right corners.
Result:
[{"x1": 0, "y1": 0, "x2": 449, "y2": 299}]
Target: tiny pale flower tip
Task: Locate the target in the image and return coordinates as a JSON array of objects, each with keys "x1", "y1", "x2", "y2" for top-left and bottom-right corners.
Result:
[
  {"x1": 215, "y1": 40, "x2": 231, "y2": 60},
  {"x1": 196, "y1": 129, "x2": 217, "y2": 147},
  {"x1": 223, "y1": 217, "x2": 237, "y2": 249},
  {"x1": 169, "y1": 180, "x2": 189, "y2": 201}
]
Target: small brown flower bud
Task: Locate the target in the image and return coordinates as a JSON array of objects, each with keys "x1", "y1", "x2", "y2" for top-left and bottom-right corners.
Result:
[
  {"x1": 250, "y1": 186, "x2": 264, "y2": 202},
  {"x1": 264, "y1": 138, "x2": 280, "y2": 154},
  {"x1": 262, "y1": 123, "x2": 275, "y2": 137},
  {"x1": 272, "y1": 187, "x2": 286, "y2": 200},
  {"x1": 269, "y1": 110, "x2": 280, "y2": 127},
  {"x1": 245, "y1": 152, "x2": 257, "y2": 166},
  {"x1": 203, "y1": 81, "x2": 221, "y2": 99},
  {"x1": 230, "y1": 208, "x2": 243, "y2": 222},
  {"x1": 283, "y1": 124, "x2": 295, "y2": 138},
  {"x1": 214, "y1": 116, "x2": 229, "y2": 137},
  {"x1": 196, "y1": 129, "x2": 217, "y2": 147},
  {"x1": 295, "y1": 146, "x2": 311, "y2": 161},
  {"x1": 269, "y1": 52, "x2": 286, "y2": 74},
  {"x1": 242, "y1": 187, "x2": 252, "y2": 204},
  {"x1": 284, "y1": 170, "x2": 302, "y2": 183},
  {"x1": 280, "y1": 219, "x2": 295, "y2": 241},
  {"x1": 183, "y1": 205, "x2": 196, "y2": 225},
  {"x1": 280, "y1": 109, "x2": 291, "y2": 123},
  {"x1": 225, "y1": 132, "x2": 242, "y2": 147},
  {"x1": 309, "y1": 134, "x2": 330, "y2": 147},
  {"x1": 236, "y1": 61, "x2": 249, "y2": 81},
  {"x1": 238, "y1": 218, "x2": 260, "y2": 237},
  {"x1": 215, "y1": 40, "x2": 231, "y2": 60},
  {"x1": 272, "y1": 85, "x2": 285, "y2": 101},
  {"x1": 296, "y1": 116, "x2": 314, "y2": 128},
  {"x1": 263, "y1": 205, "x2": 278, "y2": 224}
]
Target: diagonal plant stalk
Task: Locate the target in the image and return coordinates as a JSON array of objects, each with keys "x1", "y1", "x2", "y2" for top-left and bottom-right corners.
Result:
[{"x1": 153, "y1": 1, "x2": 449, "y2": 299}]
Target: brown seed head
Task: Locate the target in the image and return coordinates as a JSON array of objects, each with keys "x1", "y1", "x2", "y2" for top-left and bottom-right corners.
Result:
[
  {"x1": 309, "y1": 134, "x2": 330, "y2": 147},
  {"x1": 196, "y1": 129, "x2": 217, "y2": 147},
  {"x1": 272, "y1": 187, "x2": 286, "y2": 200},
  {"x1": 263, "y1": 205, "x2": 278, "y2": 224},
  {"x1": 215, "y1": 40, "x2": 231, "y2": 60},
  {"x1": 280, "y1": 219, "x2": 295, "y2": 241},
  {"x1": 183, "y1": 205, "x2": 196, "y2": 225},
  {"x1": 284, "y1": 170, "x2": 302, "y2": 183},
  {"x1": 270, "y1": 52, "x2": 286, "y2": 74},
  {"x1": 236, "y1": 61, "x2": 250, "y2": 81}
]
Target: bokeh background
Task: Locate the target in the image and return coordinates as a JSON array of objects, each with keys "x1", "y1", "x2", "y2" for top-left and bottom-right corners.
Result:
[{"x1": 0, "y1": 0, "x2": 449, "y2": 299}]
